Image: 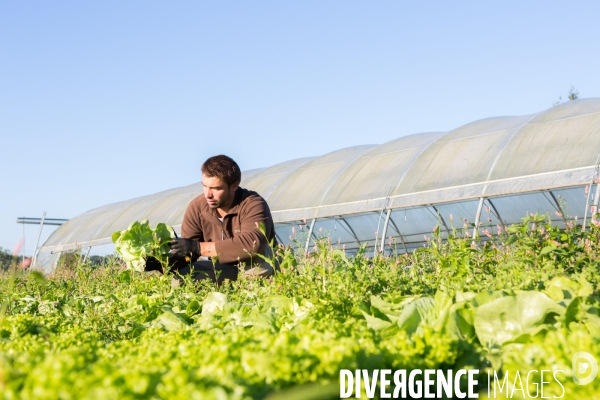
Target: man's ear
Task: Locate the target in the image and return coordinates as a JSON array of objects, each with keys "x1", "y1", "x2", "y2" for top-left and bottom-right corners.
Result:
[{"x1": 230, "y1": 181, "x2": 240, "y2": 191}]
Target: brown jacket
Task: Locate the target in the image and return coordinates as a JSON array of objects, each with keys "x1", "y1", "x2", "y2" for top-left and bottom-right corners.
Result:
[{"x1": 180, "y1": 187, "x2": 277, "y2": 265}]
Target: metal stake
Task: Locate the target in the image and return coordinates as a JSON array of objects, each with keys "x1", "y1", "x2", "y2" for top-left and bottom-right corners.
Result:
[
  {"x1": 473, "y1": 197, "x2": 485, "y2": 239},
  {"x1": 304, "y1": 219, "x2": 316, "y2": 253},
  {"x1": 380, "y1": 209, "x2": 392, "y2": 253},
  {"x1": 82, "y1": 247, "x2": 92, "y2": 263},
  {"x1": 30, "y1": 211, "x2": 46, "y2": 270},
  {"x1": 337, "y1": 216, "x2": 361, "y2": 248},
  {"x1": 546, "y1": 191, "x2": 568, "y2": 225},
  {"x1": 583, "y1": 155, "x2": 600, "y2": 231},
  {"x1": 387, "y1": 217, "x2": 408, "y2": 253},
  {"x1": 593, "y1": 182, "x2": 600, "y2": 222}
]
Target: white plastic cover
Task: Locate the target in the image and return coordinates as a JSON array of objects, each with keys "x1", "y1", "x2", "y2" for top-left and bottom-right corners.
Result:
[{"x1": 37, "y1": 99, "x2": 600, "y2": 268}]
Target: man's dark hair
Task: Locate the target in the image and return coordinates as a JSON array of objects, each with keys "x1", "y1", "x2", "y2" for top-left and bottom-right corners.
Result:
[{"x1": 201, "y1": 155, "x2": 241, "y2": 187}]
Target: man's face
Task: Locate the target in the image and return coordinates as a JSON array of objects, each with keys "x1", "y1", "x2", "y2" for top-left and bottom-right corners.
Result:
[{"x1": 202, "y1": 176, "x2": 238, "y2": 211}]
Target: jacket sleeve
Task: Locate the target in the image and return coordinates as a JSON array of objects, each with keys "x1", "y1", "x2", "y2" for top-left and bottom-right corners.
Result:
[
  {"x1": 180, "y1": 198, "x2": 204, "y2": 242},
  {"x1": 214, "y1": 197, "x2": 271, "y2": 264}
]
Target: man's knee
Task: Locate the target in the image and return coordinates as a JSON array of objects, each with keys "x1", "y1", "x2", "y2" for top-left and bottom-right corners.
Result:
[{"x1": 171, "y1": 262, "x2": 238, "y2": 286}]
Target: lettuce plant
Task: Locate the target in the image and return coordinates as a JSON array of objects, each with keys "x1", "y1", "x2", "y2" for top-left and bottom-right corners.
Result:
[{"x1": 111, "y1": 220, "x2": 174, "y2": 272}]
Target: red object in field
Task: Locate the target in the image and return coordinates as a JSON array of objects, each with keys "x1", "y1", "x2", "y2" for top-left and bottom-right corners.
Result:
[{"x1": 12, "y1": 238, "x2": 24, "y2": 256}]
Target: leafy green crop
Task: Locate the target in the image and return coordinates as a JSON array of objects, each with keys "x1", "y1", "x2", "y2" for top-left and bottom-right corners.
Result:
[
  {"x1": 1, "y1": 214, "x2": 600, "y2": 399},
  {"x1": 111, "y1": 220, "x2": 174, "y2": 271}
]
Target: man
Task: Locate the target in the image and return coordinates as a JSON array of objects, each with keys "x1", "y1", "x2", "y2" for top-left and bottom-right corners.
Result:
[{"x1": 168, "y1": 155, "x2": 277, "y2": 285}]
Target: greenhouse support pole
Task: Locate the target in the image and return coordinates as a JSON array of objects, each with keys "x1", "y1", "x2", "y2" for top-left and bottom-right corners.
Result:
[
  {"x1": 375, "y1": 209, "x2": 384, "y2": 250},
  {"x1": 30, "y1": 211, "x2": 46, "y2": 270},
  {"x1": 304, "y1": 219, "x2": 316, "y2": 253},
  {"x1": 486, "y1": 198, "x2": 506, "y2": 228},
  {"x1": 338, "y1": 217, "x2": 361, "y2": 248},
  {"x1": 593, "y1": 183, "x2": 600, "y2": 222},
  {"x1": 82, "y1": 247, "x2": 92, "y2": 263},
  {"x1": 583, "y1": 179, "x2": 595, "y2": 230},
  {"x1": 387, "y1": 218, "x2": 408, "y2": 254},
  {"x1": 472, "y1": 197, "x2": 485, "y2": 239},
  {"x1": 380, "y1": 209, "x2": 392, "y2": 253},
  {"x1": 547, "y1": 191, "x2": 567, "y2": 226},
  {"x1": 584, "y1": 155, "x2": 600, "y2": 230},
  {"x1": 428, "y1": 205, "x2": 449, "y2": 233}
]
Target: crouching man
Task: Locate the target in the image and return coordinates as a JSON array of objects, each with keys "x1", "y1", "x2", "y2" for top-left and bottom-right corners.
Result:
[{"x1": 168, "y1": 155, "x2": 277, "y2": 286}]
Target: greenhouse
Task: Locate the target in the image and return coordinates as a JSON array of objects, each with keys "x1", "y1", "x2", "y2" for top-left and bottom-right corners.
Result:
[{"x1": 36, "y1": 98, "x2": 600, "y2": 269}]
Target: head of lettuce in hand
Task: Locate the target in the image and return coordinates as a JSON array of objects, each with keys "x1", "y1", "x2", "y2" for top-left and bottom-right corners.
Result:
[{"x1": 112, "y1": 220, "x2": 174, "y2": 272}]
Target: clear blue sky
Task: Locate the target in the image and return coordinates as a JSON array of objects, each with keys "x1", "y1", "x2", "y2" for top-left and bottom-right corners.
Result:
[{"x1": 1, "y1": 1, "x2": 599, "y2": 256}]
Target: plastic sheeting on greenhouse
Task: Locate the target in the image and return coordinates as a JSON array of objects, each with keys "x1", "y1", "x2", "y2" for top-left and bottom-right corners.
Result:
[{"x1": 36, "y1": 99, "x2": 600, "y2": 268}]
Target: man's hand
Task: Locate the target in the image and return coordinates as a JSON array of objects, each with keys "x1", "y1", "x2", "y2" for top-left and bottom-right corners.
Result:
[{"x1": 169, "y1": 238, "x2": 200, "y2": 261}]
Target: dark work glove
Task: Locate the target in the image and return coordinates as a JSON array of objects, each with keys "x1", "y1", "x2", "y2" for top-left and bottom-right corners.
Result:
[
  {"x1": 144, "y1": 256, "x2": 164, "y2": 272},
  {"x1": 169, "y1": 238, "x2": 200, "y2": 261},
  {"x1": 144, "y1": 255, "x2": 190, "y2": 273}
]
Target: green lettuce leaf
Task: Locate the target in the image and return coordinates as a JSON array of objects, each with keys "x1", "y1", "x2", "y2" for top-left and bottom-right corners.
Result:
[
  {"x1": 474, "y1": 291, "x2": 564, "y2": 349},
  {"x1": 112, "y1": 220, "x2": 174, "y2": 272}
]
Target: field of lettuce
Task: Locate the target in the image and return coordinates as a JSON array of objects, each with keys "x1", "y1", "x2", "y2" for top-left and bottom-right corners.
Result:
[{"x1": 1, "y1": 214, "x2": 600, "y2": 399}]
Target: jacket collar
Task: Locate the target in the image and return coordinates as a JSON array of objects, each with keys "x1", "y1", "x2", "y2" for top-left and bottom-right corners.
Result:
[{"x1": 227, "y1": 187, "x2": 243, "y2": 215}]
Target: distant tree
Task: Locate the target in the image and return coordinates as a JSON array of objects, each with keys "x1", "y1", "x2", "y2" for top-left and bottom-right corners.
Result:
[
  {"x1": 88, "y1": 254, "x2": 114, "y2": 266},
  {"x1": 568, "y1": 85, "x2": 579, "y2": 101},
  {"x1": 56, "y1": 250, "x2": 80, "y2": 271},
  {"x1": 0, "y1": 247, "x2": 24, "y2": 272},
  {"x1": 0, "y1": 248, "x2": 11, "y2": 271},
  {"x1": 53, "y1": 252, "x2": 115, "y2": 270},
  {"x1": 554, "y1": 85, "x2": 579, "y2": 106}
]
